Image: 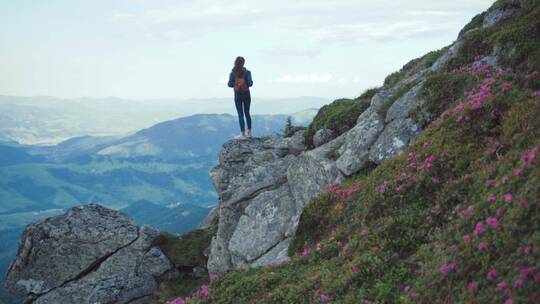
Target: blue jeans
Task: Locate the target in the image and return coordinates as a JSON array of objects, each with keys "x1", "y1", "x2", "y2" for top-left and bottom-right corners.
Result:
[{"x1": 235, "y1": 94, "x2": 251, "y2": 132}]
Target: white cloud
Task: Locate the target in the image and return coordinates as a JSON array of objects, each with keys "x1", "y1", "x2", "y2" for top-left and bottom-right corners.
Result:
[
  {"x1": 263, "y1": 47, "x2": 323, "y2": 58},
  {"x1": 273, "y1": 74, "x2": 333, "y2": 83},
  {"x1": 111, "y1": 0, "x2": 491, "y2": 43}
]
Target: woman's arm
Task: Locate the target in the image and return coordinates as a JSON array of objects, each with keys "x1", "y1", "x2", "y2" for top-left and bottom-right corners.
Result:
[
  {"x1": 247, "y1": 71, "x2": 253, "y2": 87},
  {"x1": 227, "y1": 72, "x2": 235, "y2": 88}
]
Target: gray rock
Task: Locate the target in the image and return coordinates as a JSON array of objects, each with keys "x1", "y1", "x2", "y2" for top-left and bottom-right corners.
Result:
[
  {"x1": 385, "y1": 82, "x2": 424, "y2": 123},
  {"x1": 313, "y1": 129, "x2": 335, "y2": 147},
  {"x1": 336, "y1": 108, "x2": 384, "y2": 176},
  {"x1": 370, "y1": 90, "x2": 395, "y2": 112},
  {"x1": 430, "y1": 38, "x2": 465, "y2": 72},
  {"x1": 369, "y1": 118, "x2": 421, "y2": 164},
  {"x1": 288, "y1": 134, "x2": 345, "y2": 212},
  {"x1": 472, "y1": 55, "x2": 499, "y2": 69},
  {"x1": 228, "y1": 185, "x2": 296, "y2": 265},
  {"x1": 208, "y1": 134, "x2": 339, "y2": 274},
  {"x1": 251, "y1": 238, "x2": 291, "y2": 267},
  {"x1": 208, "y1": 138, "x2": 298, "y2": 274},
  {"x1": 197, "y1": 206, "x2": 219, "y2": 230},
  {"x1": 4, "y1": 204, "x2": 173, "y2": 304},
  {"x1": 87, "y1": 274, "x2": 158, "y2": 304},
  {"x1": 286, "y1": 130, "x2": 307, "y2": 155},
  {"x1": 483, "y1": 7, "x2": 518, "y2": 28}
]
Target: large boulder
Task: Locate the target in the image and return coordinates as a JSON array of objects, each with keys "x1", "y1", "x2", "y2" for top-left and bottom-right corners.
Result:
[
  {"x1": 385, "y1": 82, "x2": 424, "y2": 123},
  {"x1": 336, "y1": 108, "x2": 385, "y2": 176},
  {"x1": 4, "y1": 204, "x2": 173, "y2": 304},
  {"x1": 483, "y1": 6, "x2": 518, "y2": 28},
  {"x1": 369, "y1": 118, "x2": 420, "y2": 164},
  {"x1": 313, "y1": 129, "x2": 335, "y2": 147},
  {"x1": 207, "y1": 136, "x2": 306, "y2": 274}
]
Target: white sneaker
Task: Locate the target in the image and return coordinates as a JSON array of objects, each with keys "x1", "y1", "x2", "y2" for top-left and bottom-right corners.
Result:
[
  {"x1": 234, "y1": 133, "x2": 247, "y2": 139},
  {"x1": 246, "y1": 130, "x2": 252, "y2": 138}
]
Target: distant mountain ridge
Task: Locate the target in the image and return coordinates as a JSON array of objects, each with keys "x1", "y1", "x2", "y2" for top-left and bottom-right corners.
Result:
[{"x1": 0, "y1": 94, "x2": 327, "y2": 145}]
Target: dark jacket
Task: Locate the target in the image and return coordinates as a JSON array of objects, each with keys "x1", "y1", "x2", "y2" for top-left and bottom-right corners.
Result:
[{"x1": 228, "y1": 68, "x2": 253, "y2": 100}]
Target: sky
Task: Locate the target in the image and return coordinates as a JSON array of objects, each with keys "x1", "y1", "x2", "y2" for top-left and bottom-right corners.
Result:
[{"x1": 0, "y1": 0, "x2": 495, "y2": 100}]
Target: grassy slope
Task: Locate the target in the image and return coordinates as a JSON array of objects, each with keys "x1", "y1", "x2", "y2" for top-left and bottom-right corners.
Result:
[{"x1": 165, "y1": 1, "x2": 540, "y2": 303}]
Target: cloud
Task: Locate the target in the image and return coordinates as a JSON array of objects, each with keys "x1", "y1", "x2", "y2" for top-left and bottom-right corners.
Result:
[
  {"x1": 111, "y1": 0, "x2": 488, "y2": 43},
  {"x1": 273, "y1": 74, "x2": 333, "y2": 83},
  {"x1": 263, "y1": 47, "x2": 323, "y2": 58}
]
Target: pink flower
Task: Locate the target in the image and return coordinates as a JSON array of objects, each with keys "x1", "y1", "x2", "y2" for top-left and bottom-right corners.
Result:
[
  {"x1": 501, "y1": 82, "x2": 512, "y2": 92},
  {"x1": 371, "y1": 246, "x2": 380, "y2": 253},
  {"x1": 521, "y1": 147, "x2": 539, "y2": 165},
  {"x1": 466, "y1": 281, "x2": 478, "y2": 291},
  {"x1": 191, "y1": 284, "x2": 210, "y2": 298},
  {"x1": 487, "y1": 269, "x2": 497, "y2": 280},
  {"x1": 513, "y1": 279, "x2": 524, "y2": 288},
  {"x1": 403, "y1": 286, "x2": 411, "y2": 293},
  {"x1": 266, "y1": 292, "x2": 273, "y2": 299},
  {"x1": 502, "y1": 176, "x2": 509, "y2": 184},
  {"x1": 503, "y1": 193, "x2": 513, "y2": 203},
  {"x1": 513, "y1": 168, "x2": 524, "y2": 176},
  {"x1": 520, "y1": 267, "x2": 534, "y2": 278},
  {"x1": 209, "y1": 274, "x2": 220, "y2": 281},
  {"x1": 410, "y1": 291, "x2": 418, "y2": 299},
  {"x1": 517, "y1": 245, "x2": 533, "y2": 255},
  {"x1": 532, "y1": 91, "x2": 540, "y2": 97},
  {"x1": 504, "y1": 299, "x2": 513, "y2": 304},
  {"x1": 360, "y1": 228, "x2": 369, "y2": 237},
  {"x1": 449, "y1": 262, "x2": 458, "y2": 270},
  {"x1": 351, "y1": 266, "x2": 359, "y2": 273},
  {"x1": 432, "y1": 178, "x2": 441, "y2": 185},
  {"x1": 301, "y1": 247, "x2": 310, "y2": 257},
  {"x1": 320, "y1": 292, "x2": 330, "y2": 302},
  {"x1": 485, "y1": 179, "x2": 495, "y2": 187},
  {"x1": 310, "y1": 275, "x2": 320, "y2": 281},
  {"x1": 486, "y1": 217, "x2": 499, "y2": 229},
  {"x1": 166, "y1": 298, "x2": 185, "y2": 304},
  {"x1": 486, "y1": 194, "x2": 497, "y2": 203},
  {"x1": 519, "y1": 199, "x2": 529, "y2": 207},
  {"x1": 378, "y1": 181, "x2": 389, "y2": 193},
  {"x1": 496, "y1": 281, "x2": 508, "y2": 292},
  {"x1": 474, "y1": 222, "x2": 485, "y2": 236},
  {"x1": 478, "y1": 242, "x2": 489, "y2": 250},
  {"x1": 463, "y1": 234, "x2": 471, "y2": 242},
  {"x1": 496, "y1": 207, "x2": 504, "y2": 217},
  {"x1": 535, "y1": 274, "x2": 540, "y2": 282},
  {"x1": 395, "y1": 185, "x2": 404, "y2": 193},
  {"x1": 439, "y1": 264, "x2": 450, "y2": 274}
]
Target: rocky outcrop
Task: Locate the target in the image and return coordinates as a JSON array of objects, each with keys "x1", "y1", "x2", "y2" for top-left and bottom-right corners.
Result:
[
  {"x1": 206, "y1": 19, "x2": 514, "y2": 274},
  {"x1": 4, "y1": 204, "x2": 174, "y2": 304},
  {"x1": 313, "y1": 129, "x2": 335, "y2": 147}
]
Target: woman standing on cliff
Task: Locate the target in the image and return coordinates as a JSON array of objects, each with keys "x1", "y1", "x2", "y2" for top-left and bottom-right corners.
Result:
[{"x1": 228, "y1": 56, "x2": 253, "y2": 139}]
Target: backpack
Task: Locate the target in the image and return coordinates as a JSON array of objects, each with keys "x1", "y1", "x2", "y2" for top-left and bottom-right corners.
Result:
[{"x1": 234, "y1": 74, "x2": 248, "y2": 92}]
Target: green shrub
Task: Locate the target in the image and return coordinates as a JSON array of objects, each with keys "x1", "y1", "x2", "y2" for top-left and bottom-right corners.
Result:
[
  {"x1": 304, "y1": 98, "x2": 370, "y2": 148},
  {"x1": 413, "y1": 72, "x2": 474, "y2": 127},
  {"x1": 283, "y1": 117, "x2": 306, "y2": 138},
  {"x1": 383, "y1": 49, "x2": 446, "y2": 88}
]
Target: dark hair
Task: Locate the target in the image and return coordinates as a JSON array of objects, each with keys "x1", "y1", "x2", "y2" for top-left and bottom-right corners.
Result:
[{"x1": 233, "y1": 56, "x2": 245, "y2": 77}]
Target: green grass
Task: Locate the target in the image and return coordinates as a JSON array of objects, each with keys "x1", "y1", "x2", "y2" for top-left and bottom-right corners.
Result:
[
  {"x1": 383, "y1": 49, "x2": 446, "y2": 88},
  {"x1": 151, "y1": 227, "x2": 216, "y2": 303},
  {"x1": 304, "y1": 98, "x2": 371, "y2": 148},
  {"x1": 413, "y1": 72, "x2": 474, "y2": 127}
]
